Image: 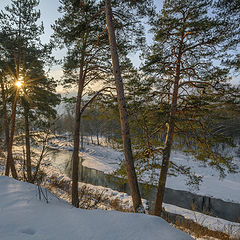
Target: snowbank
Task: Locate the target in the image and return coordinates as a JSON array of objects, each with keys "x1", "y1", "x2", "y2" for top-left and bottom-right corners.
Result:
[
  {"x1": 163, "y1": 203, "x2": 240, "y2": 238},
  {"x1": 0, "y1": 176, "x2": 193, "y2": 240}
]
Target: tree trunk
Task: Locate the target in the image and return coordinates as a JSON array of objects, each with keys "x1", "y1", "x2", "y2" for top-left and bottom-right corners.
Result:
[
  {"x1": 5, "y1": 95, "x2": 18, "y2": 179},
  {"x1": 153, "y1": 97, "x2": 177, "y2": 216},
  {"x1": 72, "y1": 87, "x2": 83, "y2": 208},
  {"x1": 91, "y1": 134, "x2": 94, "y2": 144},
  {"x1": 0, "y1": 81, "x2": 10, "y2": 152},
  {"x1": 5, "y1": 23, "x2": 21, "y2": 179},
  {"x1": 96, "y1": 131, "x2": 100, "y2": 145},
  {"x1": 154, "y1": 48, "x2": 182, "y2": 216},
  {"x1": 80, "y1": 131, "x2": 84, "y2": 150},
  {"x1": 24, "y1": 105, "x2": 32, "y2": 183},
  {"x1": 71, "y1": 43, "x2": 86, "y2": 208},
  {"x1": 105, "y1": 0, "x2": 143, "y2": 213}
]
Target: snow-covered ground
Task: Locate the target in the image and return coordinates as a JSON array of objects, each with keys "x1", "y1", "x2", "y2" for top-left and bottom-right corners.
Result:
[
  {"x1": 0, "y1": 142, "x2": 239, "y2": 239},
  {"x1": 0, "y1": 176, "x2": 193, "y2": 240},
  {"x1": 47, "y1": 177, "x2": 240, "y2": 238},
  {"x1": 163, "y1": 203, "x2": 240, "y2": 238},
  {"x1": 48, "y1": 136, "x2": 240, "y2": 204},
  {"x1": 145, "y1": 151, "x2": 240, "y2": 204}
]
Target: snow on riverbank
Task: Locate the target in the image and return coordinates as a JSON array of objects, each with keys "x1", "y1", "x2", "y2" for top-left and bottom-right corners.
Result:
[
  {"x1": 48, "y1": 136, "x2": 240, "y2": 204},
  {"x1": 49, "y1": 136, "x2": 122, "y2": 172},
  {"x1": 0, "y1": 176, "x2": 193, "y2": 240},
  {"x1": 163, "y1": 203, "x2": 240, "y2": 238},
  {"x1": 144, "y1": 151, "x2": 240, "y2": 204}
]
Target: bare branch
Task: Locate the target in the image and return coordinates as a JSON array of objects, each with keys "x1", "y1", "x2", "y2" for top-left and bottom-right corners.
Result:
[{"x1": 80, "y1": 86, "x2": 115, "y2": 114}]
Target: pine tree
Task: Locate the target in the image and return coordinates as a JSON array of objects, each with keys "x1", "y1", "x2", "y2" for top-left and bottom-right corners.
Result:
[
  {"x1": 105, "y1": 0, "x2": 143, "y2": 213},
  {"x1": 0, "y1": 0, "x2": 59, "y2": 182},
  {"x1": 144, "y1": 0, "x2": 238, "y2": 216},
  {"x1": 52, "y1": 0, "x2": 113, "y2": 207},
  {"x1": 104, "y1": 0, "x2": 155, "y2": 212},
  {"x1": 215, "y1": 0, "x2": 240, "y2": 71}
]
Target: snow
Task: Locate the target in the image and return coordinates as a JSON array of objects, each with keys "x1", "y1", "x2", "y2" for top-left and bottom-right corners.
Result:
[
  {"x1": 1, "y1": 141, "x2": 239, "y2": 239},
  {"x1": 48, "y1": 136, "x2": 240, "y2": 204},
  {"x1": 161, "y1": 151, "x2": 240, "y2": 204},
  {"x1": 0, "y1": 176, "x2": 193, "y2": 240},
  {"x1": 50, "y1": 176, "x2": 240, "y2": 239},
  {"x1": 163, "y1": 203, "x2": 240, "y2": 238}
]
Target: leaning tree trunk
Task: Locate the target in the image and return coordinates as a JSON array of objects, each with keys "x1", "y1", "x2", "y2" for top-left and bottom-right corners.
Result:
[
  {"x1": 5, "y1": 95, "x2": 18, "y2": 179},
  {"x1": 105, "y1": 0, "x2": 143, "y2": 213},
  {"x1": 24, "y1": 105, "x2": 32, "y2": 183},
  {"x1": 154, "y1": 49, "x2": 182, "y2": 216},
  {"x1": 153, "y1": 91, "x2": 177, "y2": 216}
]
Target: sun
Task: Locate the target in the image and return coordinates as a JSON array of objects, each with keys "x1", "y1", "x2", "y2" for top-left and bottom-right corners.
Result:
[{"x1": 15, "y1": 80, "x2": 23, "y2": 88}]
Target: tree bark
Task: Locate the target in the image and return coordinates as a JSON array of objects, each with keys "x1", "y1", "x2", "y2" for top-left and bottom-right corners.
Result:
[
  {"x1": 71, "y1": 87, "x2": 83, "y2": 208},
  {"x1": 0, "y1": 81, "x2": 10, "y2": 152},
  {"x1": 154, "y1": 41, "x2": 183, "y2": 216},
  {"x1": 24, "y1": 105, "x2": 32, "y2": 183},
  {"x1": 105, "y1": 0, "x2": 143, "y2": 213},
  {"x1": 153, "y1": 83, "x2": 179, "y2": 216},
  {"x1": 96, "y1": 131, "x2": 100, "y2": 145},
  {"x1": 5, "y1": 95, "x2": 18, "y2": 179},
  {"x1": 71, "y1": 41, "x2": 86, "y2": 208}
]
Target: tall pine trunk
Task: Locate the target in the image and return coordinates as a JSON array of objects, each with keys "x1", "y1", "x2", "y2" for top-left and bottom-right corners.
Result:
[
  {"x1": 153, "y1": 83, "x2": 178, "y2": 216},
  {"x1": 72, "y1": 103, "x2": 82, "y2": 207},
  {"x1": 0, "y1": 81, "x2": 10, "y2": 152},
  {"x1": 5, "y1": 95, "x2": 18, "y2": 179},
  {"x1": 154, "y1": 43, "x2": 183, "y2": 216},
  {"x1": 24, "y1": 105, "x2": 32, "y2": 183},
  {"x1": 105, "y1": 0, "x2": 143, "y2": 213},
  {"x1": 71, "y1": 42, "x2": 86, "y2": 208}
]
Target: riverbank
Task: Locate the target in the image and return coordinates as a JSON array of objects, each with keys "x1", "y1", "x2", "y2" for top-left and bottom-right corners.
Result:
[
  {"x1": 0, "y1": 138, "x2": 239, "y2": 239},
  {"x1": 48, "y1": 134, "x2": 240, "y2": 204}
]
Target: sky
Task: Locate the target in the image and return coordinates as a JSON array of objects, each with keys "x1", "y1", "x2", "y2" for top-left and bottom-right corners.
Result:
[
  {"x1": 0, "y1": 0, "x2": 61, "y2": 44},
  {"x1": 0, "y1": 0, "x2": 163, "y2": 87},
  {"x1": 0, "y1": 0, "x2": 64, "y2": 84},
  {"x1": 0, "y1": 0, "x2": 239, "y2": 87}
]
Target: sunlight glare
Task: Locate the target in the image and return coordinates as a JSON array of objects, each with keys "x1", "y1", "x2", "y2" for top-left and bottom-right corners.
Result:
[{"x1": 15, "y1": 80, "x2": 23, "y2": 88}]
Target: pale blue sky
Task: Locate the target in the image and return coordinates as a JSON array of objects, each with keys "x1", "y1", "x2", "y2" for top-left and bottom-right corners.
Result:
[
  {"x1": 0, "y1": 0, "x2": 162, "y2": 58},
  {"x1": 0, "y1": 0, "x2": 238, "y2": 86},
  {"x1": 0, "y1": 0, "x2": 163, "y2": 83},
  {"x1": 0, "y1": 0, "x2": 64, "y2": 71}
]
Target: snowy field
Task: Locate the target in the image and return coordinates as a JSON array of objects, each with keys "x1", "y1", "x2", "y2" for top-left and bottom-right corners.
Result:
[
  {"x1": 0, "y1": 176, "x2": 193, "y2": 240},
  {"x1": 48, "y1": 135, "x2": 240, "y2": 204}
]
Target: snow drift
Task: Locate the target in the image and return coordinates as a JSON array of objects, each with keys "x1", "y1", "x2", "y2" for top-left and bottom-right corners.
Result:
[{"x1": 0, "y1": 176, "x2": 193, "y2": 240}]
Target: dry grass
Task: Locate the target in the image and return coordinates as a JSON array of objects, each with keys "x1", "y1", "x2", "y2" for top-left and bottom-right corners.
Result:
[{"x1": 47, "y1": 175, "x2": 131, "y2": 211}]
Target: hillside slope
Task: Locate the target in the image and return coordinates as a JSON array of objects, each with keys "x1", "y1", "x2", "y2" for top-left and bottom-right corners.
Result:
[{"x1": 0, "y1": 176, "x2": 193, "y2": 240}]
